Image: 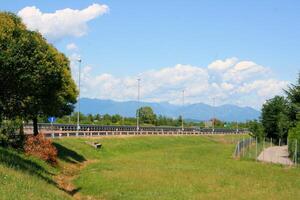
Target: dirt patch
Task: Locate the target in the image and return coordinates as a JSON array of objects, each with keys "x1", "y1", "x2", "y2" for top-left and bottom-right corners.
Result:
[
  {"x1": 54, "y1": 160, "x2": 98, "y2": 200},
  {"x1": 257, "y1": 145, "x2": 293, "y2": 166}
]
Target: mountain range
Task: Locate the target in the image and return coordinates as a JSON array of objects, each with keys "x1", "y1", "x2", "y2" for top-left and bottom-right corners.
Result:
[{"x1": 77, "y1": 98, "x2": 260, "y2": 122}]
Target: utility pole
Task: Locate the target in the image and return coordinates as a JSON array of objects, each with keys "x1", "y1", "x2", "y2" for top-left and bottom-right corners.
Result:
[
  {"x1": 76, "y1": 58, "x2": 82, "y2": 136},
  {"x1": 136, "y1": 78, "x2": 141, "y2": 132},
  {"x1": 182, "y1": 89, "x2": 185, "y2": 131},
  {"x1": 212, "y1": 97, "x2": 215, "y2": 133}
]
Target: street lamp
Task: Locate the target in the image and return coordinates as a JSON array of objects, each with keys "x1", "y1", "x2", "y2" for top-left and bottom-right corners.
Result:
[
  {"x1": 212, "y1": 97, "x2": 215, "y2": 133},
  {"x1": 182, "y1": 89, "x2": 185, "y2": 131},
  {"x1": 76, "y1": 58, "x2": 82, "y2": 136},
  {"x1": 136, "y1": 78, "x2": 141, "y2": 132}
]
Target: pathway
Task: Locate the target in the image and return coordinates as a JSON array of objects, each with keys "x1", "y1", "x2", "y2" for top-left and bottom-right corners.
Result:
[{"x1": 257, "y1": 145, "x2": 293, "y2": 165}]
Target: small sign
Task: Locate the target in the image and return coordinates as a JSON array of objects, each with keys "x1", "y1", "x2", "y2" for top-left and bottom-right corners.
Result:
[{"x1": 48, "y1": 117, "x2": 56, "y2": 123}]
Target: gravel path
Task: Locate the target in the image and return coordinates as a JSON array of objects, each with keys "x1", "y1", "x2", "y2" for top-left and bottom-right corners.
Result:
[{"x1": 257, "y1": 145, "x2": 293, "y2": 165}]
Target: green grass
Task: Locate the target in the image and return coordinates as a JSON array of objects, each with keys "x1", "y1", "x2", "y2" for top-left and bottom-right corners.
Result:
[
  {"x1": 1, "y1": 135, "x2": 300, "y2": 200},
  {"x1": 0, "y1": 147, "x2": 71, "y2": 200},
  {"x1": 53, "y1": 135, "x2": 300, "y2": 200}
]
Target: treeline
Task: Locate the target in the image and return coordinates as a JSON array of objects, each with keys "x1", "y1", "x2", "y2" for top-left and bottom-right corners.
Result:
[
  {"x1": 48, "y1": 106, "x2": 250, "y2": 129},
  {"x1": 249, "y1": 74, "x2": 300, "y2": 157}
]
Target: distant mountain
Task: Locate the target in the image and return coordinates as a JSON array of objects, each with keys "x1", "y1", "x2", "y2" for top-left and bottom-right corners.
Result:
[{"x1": 77, "y1": 98, "x2": 260, "y2": 122}]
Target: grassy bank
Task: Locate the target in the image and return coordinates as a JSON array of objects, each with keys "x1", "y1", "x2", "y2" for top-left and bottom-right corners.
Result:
[
  {"x1": 56, "y1": 135, "x2": 300, "y2": 200},
  {"x1": 1, "y1": 135, "x2": 300, "y2": 199},
  {"x1": 0, "y1": 147, "x2": 71, "y2": 200}
]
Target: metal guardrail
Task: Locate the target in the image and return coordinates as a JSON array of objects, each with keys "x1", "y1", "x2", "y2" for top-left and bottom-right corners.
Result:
[{"x1": 24, "y1": 123, "x2": 250, "y2": 138}]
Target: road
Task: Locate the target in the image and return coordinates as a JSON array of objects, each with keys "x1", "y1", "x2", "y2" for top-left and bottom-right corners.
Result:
[{"x1": 257, "y1": 145, "x2": 293, "y2": 165}]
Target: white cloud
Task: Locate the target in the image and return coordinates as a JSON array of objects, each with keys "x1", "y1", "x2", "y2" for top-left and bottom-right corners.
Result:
[
  {"x1": 208, "y1": 57, "x2": 238, "y2": 71},
  {"x1": 70, "y1": 57, "x2": 288, "y2": 109},
  {"x1": 18, "y1": 3, "x2": 109, "y2": 41},
  {"x1": 223, "y1": 61, "x2": 270, "y2": 83},
  {"x1": 66, "y1": 43, "x2": 78, "y2": 51}
]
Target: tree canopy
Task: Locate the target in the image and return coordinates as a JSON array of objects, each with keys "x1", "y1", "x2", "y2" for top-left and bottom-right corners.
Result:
[
  {"x1": 285, "y1": 73, "x2": 300, "y2": 125},
  {"x1": 0, "y1": 12, "x2": 77, "y2": 135},
  {"x1": 138, "y1": 106, "x2": 156, "y2": 125}
]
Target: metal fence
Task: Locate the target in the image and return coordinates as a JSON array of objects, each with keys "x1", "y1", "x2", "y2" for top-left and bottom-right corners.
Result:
[
  {"x1": 233, "y1": 137, "x2": 300, "y2": 166},
  {"x1": 233, "y1": 137, "x2": 255, "y2": 157}
]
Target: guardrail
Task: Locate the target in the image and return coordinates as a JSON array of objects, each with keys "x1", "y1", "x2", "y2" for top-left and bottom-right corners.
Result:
[{"x1": 24, "y1": 123, "x2": 250, "y2": 138}]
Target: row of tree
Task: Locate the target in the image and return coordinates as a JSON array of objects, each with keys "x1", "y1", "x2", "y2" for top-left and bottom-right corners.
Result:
[
  {"x1": 0, "y1": 12, "x2": 77, "y2": 140},
  {"x1": 50, "y1": 106, "x2": 249, "y2": 129}
]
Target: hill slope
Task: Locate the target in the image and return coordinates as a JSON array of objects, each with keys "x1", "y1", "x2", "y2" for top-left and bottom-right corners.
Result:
[{"x1": 0, "y1": 147, "x2": 71, "y2": 200}]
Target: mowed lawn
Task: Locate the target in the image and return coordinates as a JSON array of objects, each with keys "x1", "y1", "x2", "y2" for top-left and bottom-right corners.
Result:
[{"x1": 55, "y1": 136, "x2": 300, "y2": 200}]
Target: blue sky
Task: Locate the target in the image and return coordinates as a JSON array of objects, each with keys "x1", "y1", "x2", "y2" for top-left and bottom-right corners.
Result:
[{"x1": 2, "y1": 1, "x2": 300, "y2": 108}]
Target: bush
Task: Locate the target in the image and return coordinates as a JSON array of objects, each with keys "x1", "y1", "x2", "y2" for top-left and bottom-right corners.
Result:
[
  {"x1": 0, "y1": 119, "x2": 25, "y2": 148},
  {"x1": 288, "y1": 122, "x2": 300, "y2": 160},
  {"x1": 24, "y1": 134, "x2": 58, "y2": 165}
]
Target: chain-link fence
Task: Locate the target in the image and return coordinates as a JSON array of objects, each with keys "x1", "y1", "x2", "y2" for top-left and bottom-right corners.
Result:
[
  {"x1": 233, "y1": 137, "x2": 255, "y2": 158},
  {"x1": 233, "y1": 137, "x2": 297, "y2": 166}
]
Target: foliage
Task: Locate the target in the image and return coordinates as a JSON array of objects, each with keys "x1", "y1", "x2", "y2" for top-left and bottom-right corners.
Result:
[
  {"x1": 137, "y1": 106, "x2": 156, "y2": 124},
  {"x1": 54, "y1": 112, "x2": 239, "y2": 128},
  {"x1": 285, "y1": 73, "x2": 300, "y2": 126},
  {"x1": 0, "y1": 12, "x2": 77, "y2": 135},
  {"x1": 0, "y1": 119, "x2": 25, "y2": 148},
  {"x1": 261, "y1": 96, "x2": 290, "y2": 142},
  {"x1": 24, "y1": 134, "x2": 58, "y2": 165},
  {"x1": 288, "y1": 122, "x2": 300, "y2": 160},
  {"x1": 248, "y1": 120, "x2": 264, "y2": 141}
]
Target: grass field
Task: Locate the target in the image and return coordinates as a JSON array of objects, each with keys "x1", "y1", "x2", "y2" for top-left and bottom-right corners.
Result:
[
  {"x1": 1, "y1": 135, "x2": 300, "y2": 200},
  {"x1": 57, "y1": 135, "x2": 300, "y2": 200}
]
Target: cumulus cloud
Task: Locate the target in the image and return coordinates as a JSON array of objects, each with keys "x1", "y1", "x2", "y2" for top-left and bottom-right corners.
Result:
[
  {"x1": 18, "y1": 3, "x2": 109, "y2": 41},
  {"x1": 69, "y1": 57, "x2": 288, "y2": 109},
  {"x1": 208, "y1": 57, "x2": 238, "y2": 71}
]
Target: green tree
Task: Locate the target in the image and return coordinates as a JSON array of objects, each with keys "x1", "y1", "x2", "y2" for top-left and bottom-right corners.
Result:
[
  {"x1": 261, "y1": 96, "x2": 289, "y2": 142},
  {"x1": 111, "y1": 114, "x2": 122, "y2": 124},
  {"x1": 285, "y1": 73, "x2": 300, "y2": 126},
  {"x1": 0, "y1": 12, "x2": 77, "y2": 135},
  {"x1": 248, "y1": 120, "x2": 264, "y2": 141},
  {"x1": 138, "y1": 106, "x2": 157, "y2": 125}
]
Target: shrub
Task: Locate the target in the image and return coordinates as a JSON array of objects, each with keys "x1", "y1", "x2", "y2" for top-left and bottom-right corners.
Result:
[
  {"x1": 24, "y1": 134, "x2": 57, "y2": 165},
  {"x1": 288, "y1": 122, "x2": 300, "y2": 160}
]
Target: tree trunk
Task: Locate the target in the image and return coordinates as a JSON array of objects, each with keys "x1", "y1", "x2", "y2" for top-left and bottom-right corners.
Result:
[{"x1": 33, "y1": 117, "x2": 39, "y2": 136}]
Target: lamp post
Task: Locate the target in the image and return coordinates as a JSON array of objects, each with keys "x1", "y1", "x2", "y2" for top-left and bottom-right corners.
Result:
[
  {"x1": 212, "y1": 97, "x2": 215, "y2": 133},
  {"x1": 136, "y1": 78, "x2": 141, "y2": 132},
  {"x1": 182, "y1": 89, "x2": 185, "y2": 131},
  {"x1": 76, "y1": 59, "x2": 82, "y2": 136}
]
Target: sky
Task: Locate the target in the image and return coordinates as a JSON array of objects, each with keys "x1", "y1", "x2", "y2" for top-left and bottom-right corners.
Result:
[{"x1": 2, "y1": 0, "x2": 300, "y2": 109}]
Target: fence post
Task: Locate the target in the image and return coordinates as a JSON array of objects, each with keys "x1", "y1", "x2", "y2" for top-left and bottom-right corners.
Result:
[
  {"x1": 263, "y1": 137, "x2": 265, "y2": 161},
  {"x1": 242, "y1": 138, "x2": 245, "y2": 157},
  {"x1": 295, "y1": 139, "x2": 298, "y2": 166},
  {"x1": 271, "y1": 138, "x2": 272, "y2": 147},
  {"x1": 279, "y1": 138, "x2": 281, "y2": 146},
  {"x1": 237, "y1": 141, "x2": 240, "y2": 157},
  {"x1": 256, "y1": 137, "x2": 258, "y2": 161}
]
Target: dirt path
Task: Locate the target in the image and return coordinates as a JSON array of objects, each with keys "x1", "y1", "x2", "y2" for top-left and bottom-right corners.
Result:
[
  {"x1": 257, "y1": 145, "x2": 293, "y2": 165},
  {"x1": 55, "y1": 160, "x2": 98, "y2": 200}
]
